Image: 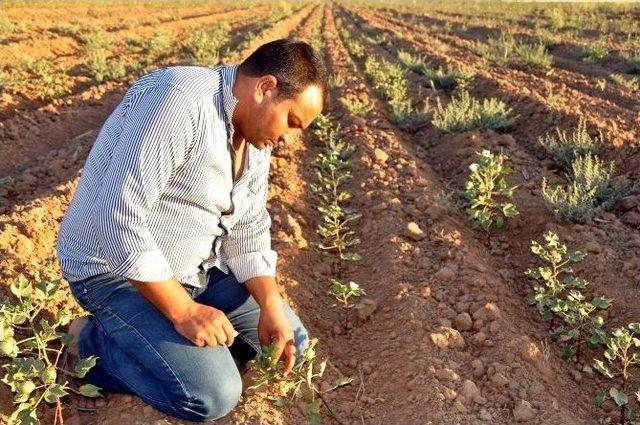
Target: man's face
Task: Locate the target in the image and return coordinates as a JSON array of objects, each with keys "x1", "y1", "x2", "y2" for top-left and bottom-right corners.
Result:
[{"x1": 242, "y1": 78, "x2": 324, "y2": 150}]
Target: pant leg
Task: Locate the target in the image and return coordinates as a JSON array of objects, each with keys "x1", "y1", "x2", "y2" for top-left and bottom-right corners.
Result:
[
  {"x1": 68, "y1": 272, "x2": 242, "y2": 422},
  {"x1": 194, "y1": 268, "x2": 310, "y2": 367}
]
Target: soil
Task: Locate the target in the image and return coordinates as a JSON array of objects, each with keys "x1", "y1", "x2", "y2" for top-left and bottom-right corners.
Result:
[{"x1": 1, "y1": 3, "x2": 639, "y2": 425}]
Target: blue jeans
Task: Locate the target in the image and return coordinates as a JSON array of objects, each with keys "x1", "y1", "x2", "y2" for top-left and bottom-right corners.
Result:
[{"x1": 68, "y1": 267, "x2": 309, "y2": 422}]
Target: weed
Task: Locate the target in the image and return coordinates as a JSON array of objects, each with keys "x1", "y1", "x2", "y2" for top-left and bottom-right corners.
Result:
[
  {"x1": 582, "y1": 39, "x2": 609, "y2": 63},
  {"x1": 398, "y1": 50, "x2": 428, "y2": 74},
  {"x1": 423, "y1": 66, "x2": 474, "y2": 90},
  {"x1": 186, "y1": 24, "x2": 229, "y2": 66},
  {"x1": 28, "y1": 58, "x2": 73, "y2": 101},
  {"x1": 515, "y1": 42, "x2": 553, "y2": 72},
  {"x1": 542, "y1": 154, "x2": 632, "y2": 222},
  {"x1": 539, "y1": 117, "x2": 602, "y2": 169},
  {"x1": 339, "y1": 96, "x2": 373, "y2": 116},
  {"x1": 432, "y1": 91, "x2": 514, "y2": 132},
  {"x1": 464, "y1": 149, "x2": 519, "y2": 233},
  {"x1": 610, "y1": 73, "x2": 640, "y2": 90},
  {"x1": 471, "y1": 33, "x2": 516, "y2": 68},
  {"x1": 85, "y1": 49, "x2": 125, "y2": 84}
]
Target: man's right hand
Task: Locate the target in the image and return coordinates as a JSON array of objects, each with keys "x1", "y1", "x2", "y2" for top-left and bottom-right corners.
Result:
[
  {"x1": 129, "y1": 277, "x2": 236, "y2": 347},
  {"x1": 171, "y1": 302, "x2": 236, "y2": 347}
]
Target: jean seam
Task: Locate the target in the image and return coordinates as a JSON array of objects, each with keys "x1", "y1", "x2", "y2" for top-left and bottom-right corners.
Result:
[{"x1": 89, "y1": 302, "x2": 199, "y2": 410}]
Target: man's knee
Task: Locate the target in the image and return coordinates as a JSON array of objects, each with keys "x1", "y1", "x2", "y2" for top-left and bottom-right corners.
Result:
[{"x1": 173, "y1": 367, "x2": 243, "y2": 421}]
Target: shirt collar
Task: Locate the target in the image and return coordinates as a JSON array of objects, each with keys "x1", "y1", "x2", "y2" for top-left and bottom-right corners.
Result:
[{"x1": 218, "y1": 64, "x2": 239, "y2": 146}]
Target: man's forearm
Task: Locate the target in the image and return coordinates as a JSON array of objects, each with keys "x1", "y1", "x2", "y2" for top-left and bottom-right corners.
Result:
[
  {"x1": 129, "y1": 277, "x2": 195, "y2": 322},
  {"x1": 244, "y1": 275, "x2": 284, "y2": 309}
]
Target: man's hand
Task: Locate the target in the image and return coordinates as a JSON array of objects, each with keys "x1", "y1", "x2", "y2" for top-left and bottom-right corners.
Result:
[
  {"x1": 258, "y1": 298, "x2": 296, "y2": 376},
  {"x1": 171, "y1": 301, "x2": 237, "y2": 348},
  {"x1": 244, "y1": 276, "x2": 296, "y2": 375},
  {"x1": 129, "y1": 277, "x2": 236, "y2": 347}
]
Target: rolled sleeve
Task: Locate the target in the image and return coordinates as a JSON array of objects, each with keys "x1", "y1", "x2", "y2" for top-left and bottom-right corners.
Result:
[
  {"x1": 93, "y1": 82, "x2": 197, "y2": 282},
  {"x1": 222, "y1": 168, "x2": 278, "y2": 283}
]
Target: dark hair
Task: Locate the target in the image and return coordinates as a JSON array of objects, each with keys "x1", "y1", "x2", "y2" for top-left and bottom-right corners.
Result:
[{"x1": 238, "y1": 38, "x2": 328, "y2": 109}]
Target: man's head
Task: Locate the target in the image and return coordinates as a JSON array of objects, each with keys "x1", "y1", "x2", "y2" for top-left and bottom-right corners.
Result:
[{"x1": 232, "y1": 39, "x2": 328, "y2": 150}]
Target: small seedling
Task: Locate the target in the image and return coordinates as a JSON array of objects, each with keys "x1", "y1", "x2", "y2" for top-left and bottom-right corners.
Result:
[
  {"x1": 248, "y1": 339, "x2": 353, "y2": 424},
  {"x1": 329, "y1": 279, "x2": 365, "y2": 308},
  {"x1": 525, "y1": 231, "x2": 587, "y2": 325},
  {"x1": 593, "y1": 323, "x2": 640, "y2": 423},
  {"x1": 464, "y1": 149, "x2": 519, "y2": 236}
]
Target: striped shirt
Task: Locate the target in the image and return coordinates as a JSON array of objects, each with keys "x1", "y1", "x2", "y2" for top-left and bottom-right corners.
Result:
[{"x1": 56, "y1": 65, "x2": 277, "y2": 288}]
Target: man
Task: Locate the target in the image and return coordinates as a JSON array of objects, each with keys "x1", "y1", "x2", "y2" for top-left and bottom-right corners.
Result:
[{"x1": 55, "y1": 39, "x2": 327, "y2": 421}]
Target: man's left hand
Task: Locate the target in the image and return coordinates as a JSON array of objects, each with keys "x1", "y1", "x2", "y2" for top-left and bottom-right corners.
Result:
[{"x1": 257, "y1": 299, "x2": 296, "y2": 376}]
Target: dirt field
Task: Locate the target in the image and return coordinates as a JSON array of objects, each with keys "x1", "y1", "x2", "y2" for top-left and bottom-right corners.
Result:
[{"x1": 1, "y1": 1, "x2": 639, "y2": 424}]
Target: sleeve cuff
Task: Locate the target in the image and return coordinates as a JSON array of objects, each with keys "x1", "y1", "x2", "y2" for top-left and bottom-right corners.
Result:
[
  {"x1": 110, "y1": 249, "x2": 174, "y2": 282},
  {"x1": 226, "y1": 250, "x2": 278, "y2": 283}
]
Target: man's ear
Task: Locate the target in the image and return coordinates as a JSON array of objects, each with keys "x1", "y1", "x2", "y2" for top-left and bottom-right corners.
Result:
[{"x1": 254, "y1": 75, "x2": 278, "y2": 104}]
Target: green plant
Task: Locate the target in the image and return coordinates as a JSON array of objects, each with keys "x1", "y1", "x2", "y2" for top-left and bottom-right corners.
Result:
[
  {"x1": 539, "y1": 117, "x2": 602, "y2": 169},
  {"x1": 329, "y1": 279, "x2": 365, "y2": 308},
  {"x1": 525, "y1": 231, "x2": 587, "y2": 323},
  {"x1": 186, "y1": 24, "x2": 229, "y2": 66},
  {"x1": 27, "y1": 58, "x2": 73, "y2": 101},
  {"x1": 515, "y1": 42, "x2": 553, "y2": 72},
  {"x1": 542, "y1": 154, "x2": 632, "y2": 222},
  {"x1": 398, "y1": 50, "x2": 428, "y2": 74},
  {"x1": 471, "y1": 33, "x2": 516, "y2": 68},
  {"x1": 339, "y1": 96, "x2": 373, "y2": 116},
  {"x1": 423, "y1": 66, "x2": 474, "y2": 90},
  {"x1": 524, "y1": 232, "x2": 610, "y2": 361},
  {"x1": 464, "y1": 150, "x2": 519, "y2": 234},
  {"x1": 328, "y1": 74, "x2": 345, "y2": 89},
  {"x1": 610, "y1": 73, "x2": 640, "y2": 90},
  {"x1": 85, "y1": 49, "x2": 126, "y2": 84},
  {"x1": 248, "y1": 339, "x2": 352, "y2": 424},
  {"x1": 548, "y1": 8, "x2": 567, "y2": 31},
  {"x1": 432, "y1": 91, "x2": 514, "y2": 132},
  {"x1": 583, "y1": 39, "x2": 609, "y2": 63},
  {"x1": 329, "y1": 279, "x2": 365, "y2": 331},
  {"x1": 551, "y1": 290, "x2": 610, "y2": 361},
  {"x1": 1, "y1": 274, "x2": 102, "y2": 424},
  {"x1": 593, "y1": 323, "x2": 640, "y2": 423}
]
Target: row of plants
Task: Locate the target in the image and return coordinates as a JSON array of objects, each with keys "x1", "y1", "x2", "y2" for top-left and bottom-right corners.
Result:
[
  {"x1": 1, "y1": 4, "x2": 303, "y2": 105},
  {"x1": 460, "y1": 130, "x2": 638, "y2": 424},
  {"x1": 336, "y1": 13, "x2": 515, "y2": 134},
  {"x1": 246, "y1": 13, "x2": 356, "y2": 424},
  {"x1": 525, "y1": 232, "x2": 639, "y2": 423}
]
